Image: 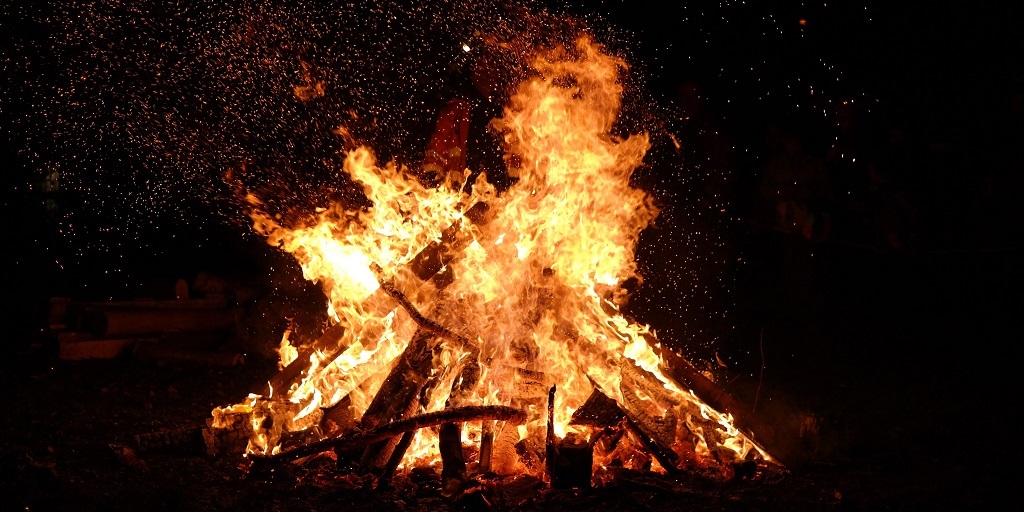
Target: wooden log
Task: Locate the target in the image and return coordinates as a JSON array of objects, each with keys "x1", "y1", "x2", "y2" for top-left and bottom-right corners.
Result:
[
  {"x1": 132, "y1": 342, "x2": 244, "y2": 367},
  {"x1": 373, "y1": 378, "x2": 435, "y2": 482},
  {"x1": 134, "y1": 427, "x2": 204, "y2": 455},
  {"x1": 375, "y1": 277, "x2": 477, "y2": 350},
  {"x1": 248, "y1": 405, "x2": 527, "y2": 470},
  {"x1": 545, "y1": 386, "x2": 556, "y2": 484},
  {"x1": 439, "y1": 422, "x2": 468, "y2": 497},
  {"x1": 570, "y1": 388, "x2": 624, "y2": 429},
  {"x1": 558, "y1": 331, "x2": 681, "y2": 471},
  {"x1": 437, "y1": 355, "x2": 480, "y2": 493},
  {"x1": 319, "y1": 395, "x2": 356, "y2": 437},
  {"x1": 59, "y1": 335, "x2": 154, "y2": 360},
  {"x1": 259, "y1": 201, "x2": 490, "y2": 399},
  {"x1": 479, "y1": 420, "x2": 494, "y2": 473},
  {"x1": 266, "y1": 323, "x2": 348, "y2": 396},
  {"x1": 203, "y1": 411, "x2": 254, "y2": 456},
  {"x1": 81, "y1": 307, "x2": 239, "y2": 337},
  {"x1": 650, "y1": 341, "x2": 777, "y2": 462},
  {"x1": 357, "y1": 329, "x2": 438, "y2": 474},
  {"x1": 490, "y1": 420, "x2": 520, "y2": 475},
  {"x1": 380, "y1": 430, "x2": 416, "y2": 485}
]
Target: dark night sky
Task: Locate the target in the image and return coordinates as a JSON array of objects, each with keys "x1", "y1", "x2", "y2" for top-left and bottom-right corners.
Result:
[{"x1": 1, "y1": 1, "x2": 1021, "y2": 349}]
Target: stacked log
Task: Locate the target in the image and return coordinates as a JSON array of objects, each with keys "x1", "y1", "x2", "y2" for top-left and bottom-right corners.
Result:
[{"x1": 48, "y1": 276, "x2": 243, "y2": 362}]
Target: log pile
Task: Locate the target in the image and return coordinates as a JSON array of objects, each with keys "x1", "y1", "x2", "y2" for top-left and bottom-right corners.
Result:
[{"x1": 48, "y1": 276, "x2": 245, "y2": 364}]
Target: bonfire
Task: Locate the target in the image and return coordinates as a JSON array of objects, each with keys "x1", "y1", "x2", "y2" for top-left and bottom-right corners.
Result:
[{"x1": 207, "y1": 34, "x2": 777, "y2": 491}]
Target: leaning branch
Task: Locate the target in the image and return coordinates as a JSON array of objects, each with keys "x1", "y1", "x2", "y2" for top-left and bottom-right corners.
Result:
[{"x1": 374, "y1": 275, "x2": 478, "y2": 350}]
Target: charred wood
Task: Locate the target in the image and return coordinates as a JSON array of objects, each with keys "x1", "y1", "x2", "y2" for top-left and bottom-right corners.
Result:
[
  {"x1": 570, "y1": 388, "x2": 625, "y2": 429},
  {"x1": 651, "y1": 341, "x2": 777, "y2": 461},
  {"x1": 380, "y1": 430, "x2": 416, "y2": 485},
  {"x1": 479, "y1": 420, "x2": 494, "y2": 474},
  {"x1": 545, "y1": 385, "x2": 556, "y2": 485},
  {"x1": 357, "y1": 330, "x2": 437, "y2": 474},
  {"x1": 439, "y1": 422, "x2": 468, "y2": 497}
]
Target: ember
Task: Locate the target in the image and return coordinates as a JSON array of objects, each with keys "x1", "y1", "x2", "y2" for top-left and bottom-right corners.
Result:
[{"x1": 208, "y1": 34, "x2": 777, "y2": 488}]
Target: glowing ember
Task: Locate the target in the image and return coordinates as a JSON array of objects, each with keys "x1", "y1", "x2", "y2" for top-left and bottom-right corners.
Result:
[{"x1": 212, "y1": 33, "x2": 774, "y2": 482}]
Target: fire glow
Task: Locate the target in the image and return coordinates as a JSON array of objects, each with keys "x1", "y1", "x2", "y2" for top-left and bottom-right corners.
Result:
[{"x1": 210, "y1": 35, "x2": 773, "y2": 484}]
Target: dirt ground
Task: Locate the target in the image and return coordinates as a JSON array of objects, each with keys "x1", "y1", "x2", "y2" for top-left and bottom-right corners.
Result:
[{"x1": 2, "y1": 235, "x2": 1016, "y2": 511}]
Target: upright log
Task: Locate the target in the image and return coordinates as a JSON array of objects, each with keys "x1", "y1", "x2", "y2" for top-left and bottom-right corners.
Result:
[{"x1": 357, "y1": 330, "x2": 438, "y2": 474}]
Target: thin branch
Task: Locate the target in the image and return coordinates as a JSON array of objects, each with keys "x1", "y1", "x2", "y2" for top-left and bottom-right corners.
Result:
[{"x1": 373, "y1": 270, "x2": 477, "y2": 350}]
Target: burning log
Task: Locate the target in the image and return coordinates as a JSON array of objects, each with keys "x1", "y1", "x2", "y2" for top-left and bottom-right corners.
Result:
[
  {"x1": 266, "y1": 323, "x2": 348, "y2": 396},
  {"x1": 439, "y1": 422, "x2": 468, "y2": 496},
  {"x1": 479, "y1": 421, "x2": 494, "y2": 473},
  {"x1": 248, "y1": 405, "x2": 527, "y2": 470},
  {"x1": 545, "y1": 386, "x2": 556, "y2": 483},
  {"x1": 203, "y1": 407, "x2": 254, "y2": 456},
  {"x1": 438, "y1": 354, "x2": 482, "y2": 493},
  {"x1": 265, "y1": 201, "x2": 489, "y2": 400},
  {"x1": 490, "y1": 420, "x2": 520, "y2": 475},
  {"x1": 357, "y1": 330, "x2": 439, "y2": 474},
  {"x1": 380, "y1": 431, "x2": 416, "y2": 484}
]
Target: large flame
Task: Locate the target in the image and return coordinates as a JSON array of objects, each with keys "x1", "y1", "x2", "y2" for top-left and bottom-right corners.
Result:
[{"x1": 212, "y1": 34, "x2": 770, "y2": 477}]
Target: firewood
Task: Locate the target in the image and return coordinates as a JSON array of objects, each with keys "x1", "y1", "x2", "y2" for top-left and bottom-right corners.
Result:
[
  {"x1": 261, "y1": 201, "x2": 490, "y2": 399},
  {"x1": 266, "y1": 323, "x2": 348, "y2": 396},
  {"x1": 357, "y1": 329, "x2": 438, "y2": 474},
  {"x1": 203, "y1": 410, "x2": 254, "y2": 456},
  {"x1": 649, "y1": 340, "x2": 777, "y2": 462},
  {"x1": 545, "y1": 385, "x2": 556, "y2": 485},
  {"x1": 132, "y1": 342, "x2": 244, "y2": 367},
  {"x1": 570, "y1": 388, "x2": 625, "y2": 429},
  {"x1": 134, "y1": 427, "x2": 204, "y2": 455},
  {"x1": 247, "y1": 405, "x2": 527, "y2": 470},
  {"x1": 490, "y1": 420, "x2": 520, "y2": 475},
  {"x1": 59, "y1": 335, "x2": 154, "y2": 360},
  {"x1": 380, "y1": 430, "x2": 416, "y2": 485},
  {"x1": 319, "y1": 395, "x2": 356, "y2": 436},
  {"x1": 436, "y1": 355, "x2": 480, "y2": 493},
  {"x1": 80, "y1": 307, "x2": 239, "y2": 337},
  {"x1": 375, "y1": 277, "x2": 477, "y2": 350},
  {"x1": 479, "y1": 420, "x2": 494, "y2": 473},
  {"x1": 439, "y1": 422, "x2": 468, "y2": 497},
  {"x1": 372, "y1": 378, "x2": 436, "y2": 482}
]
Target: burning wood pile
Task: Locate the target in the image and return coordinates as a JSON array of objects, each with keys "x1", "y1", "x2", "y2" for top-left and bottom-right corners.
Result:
[{"x1": 207, "y1": 35, "x2": 779, "y2": 493}]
